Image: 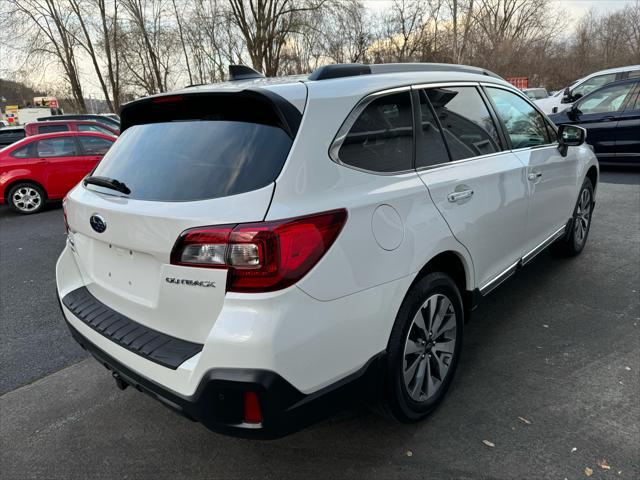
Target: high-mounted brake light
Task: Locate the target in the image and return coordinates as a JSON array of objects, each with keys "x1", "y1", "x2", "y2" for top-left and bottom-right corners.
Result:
[
  {"x1": 152, "y1": 95, "x2": 184, "y2": 104},
  {"x1": 170, "y1": 209, "x2": 347, "y2": 293}
]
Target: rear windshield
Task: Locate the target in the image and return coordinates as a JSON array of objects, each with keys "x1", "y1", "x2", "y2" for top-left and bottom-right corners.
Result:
[{"x1": 89, "y1": 120, "x2": 292, "y2": 202}]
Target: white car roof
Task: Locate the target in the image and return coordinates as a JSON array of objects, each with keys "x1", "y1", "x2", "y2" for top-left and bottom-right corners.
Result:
[
  {"x1": 584, "y1": 64, "x2": 640, "y2": 77},
  {"x1": 171, "y1": 64, "x2": 513, "y2": 113}
]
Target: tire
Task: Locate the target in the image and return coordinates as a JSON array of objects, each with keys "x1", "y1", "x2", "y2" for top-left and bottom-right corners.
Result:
[
  {"x1": 553, "y1": 178, "x2": 594, "y2": 257},
  {"x1": 381, "y1": 272, "x2": 464, "y2": 422},
  {"x1": 7, "y1": 182, "x2": 46, "y2": 214}
]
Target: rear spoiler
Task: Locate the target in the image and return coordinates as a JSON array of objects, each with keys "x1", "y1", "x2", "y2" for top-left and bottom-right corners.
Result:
[{"x1": 120, "y1": 89, "x2": 302, "y2": 139}]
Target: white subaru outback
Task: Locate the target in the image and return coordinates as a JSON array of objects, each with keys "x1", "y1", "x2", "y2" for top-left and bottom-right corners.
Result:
[{"x1": 56, "y1": 63, "x2": 598, "y2": 438}]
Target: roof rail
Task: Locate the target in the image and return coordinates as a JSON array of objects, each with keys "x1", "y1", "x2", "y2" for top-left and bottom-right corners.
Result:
[
  {"x1": 308, "y1": 63, "x2": 503, "y2": 81},
  {"x1": 228, "y1": 64, "x2": 264, "y2": 81}
]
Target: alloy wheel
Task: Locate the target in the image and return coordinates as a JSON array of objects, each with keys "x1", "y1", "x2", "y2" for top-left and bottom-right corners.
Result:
[
  {"x1": 12, "y1": 186, "x2": 42, "y2": 213},
  {"x1": 403, "y1": 293, "x2": 457, "y2": 402},
  {"x1": 574, "y1": 187, "x2": 592, "y2": 245}
]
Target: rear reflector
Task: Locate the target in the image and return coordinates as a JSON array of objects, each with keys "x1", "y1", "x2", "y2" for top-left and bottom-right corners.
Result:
[
  {"x1": 243, "y1": 391, "x2": 262, "y2": 424},
  {"x1": 171, "y1": 209, "x2": 347, "y2": 293}
]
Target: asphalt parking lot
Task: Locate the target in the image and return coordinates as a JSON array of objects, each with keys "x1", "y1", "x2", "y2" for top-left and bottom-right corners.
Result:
[{"x1": 1, "y1": 169, "x2": 638, "y2": 479}]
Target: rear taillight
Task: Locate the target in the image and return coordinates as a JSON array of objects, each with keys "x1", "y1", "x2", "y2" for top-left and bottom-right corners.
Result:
[{"x1": 170, "y1": 209, "x2": 347, "y2": 293}]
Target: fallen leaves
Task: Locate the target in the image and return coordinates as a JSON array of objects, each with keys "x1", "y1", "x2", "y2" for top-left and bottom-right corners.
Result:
[
  {"x1": 583, "y1": 459, "x2": 611, "y2": 476},
  {"x1": 482, "y1": 440, "x2": 495, "y2": 448}
]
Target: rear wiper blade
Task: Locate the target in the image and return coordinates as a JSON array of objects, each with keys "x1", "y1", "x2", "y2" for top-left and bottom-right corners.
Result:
[{"x1": 83, "y1": 175, "x2": 131, "y2": 195}]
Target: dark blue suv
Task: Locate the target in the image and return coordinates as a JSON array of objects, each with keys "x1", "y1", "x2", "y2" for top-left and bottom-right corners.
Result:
[{"x1": 549, "y1": 78, "x2": 639, "y2": 165}]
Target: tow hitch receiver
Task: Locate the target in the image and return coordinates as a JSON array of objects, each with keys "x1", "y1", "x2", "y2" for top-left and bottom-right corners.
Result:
[{"x1": 113, "y1": 371, "x2": 129, "y2": 390}]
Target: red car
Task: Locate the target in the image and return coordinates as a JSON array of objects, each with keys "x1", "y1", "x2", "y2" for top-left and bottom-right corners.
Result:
[
  {"x1": 0, "y1": 131, "x2": 115, "y2": 214},
  {"x1": 24, "y1": 120, "x2": 119, "y2": 137}
]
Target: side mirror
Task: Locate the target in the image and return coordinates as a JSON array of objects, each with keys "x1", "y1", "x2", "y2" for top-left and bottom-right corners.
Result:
[
  {"x1": 567, "y1": 103, "x2": 580, "y2": 121},
  {"x1": 557, "y1": 124, "x2": 586, "y2": 156},
  {"x1": 561, "y1": 87, "x2": 572, "y2": 104}
]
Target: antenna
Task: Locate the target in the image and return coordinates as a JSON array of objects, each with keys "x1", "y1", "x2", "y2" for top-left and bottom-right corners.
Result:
[{"x1": 228, "y1": 65, "x2": 264, "y2": 81}]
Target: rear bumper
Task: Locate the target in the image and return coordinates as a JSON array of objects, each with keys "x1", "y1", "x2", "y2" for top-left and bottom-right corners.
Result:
[{"x1": 63, "y1": 310, "x2": 385, "y2": 439}]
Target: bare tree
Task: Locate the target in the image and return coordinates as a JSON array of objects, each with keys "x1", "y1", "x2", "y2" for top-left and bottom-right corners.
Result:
[
  {"x1": 370, "y1": 0, "x2": 442, "y2": 63},
  {"x1": 228, "y1": 0, "x2": 323, "y2": 76},
  {"x1": 469, "y1": 0, "x2": 566, "y2": 73},
  {"x1": 6, "y1": 0, "x2": 87, "y2": 111},
  {"x1": 121, "y1": 0, "x2": 175, "y2": 93},
  {"x1": 184, "y1": 0, "x2": 241, "y2": 84}
]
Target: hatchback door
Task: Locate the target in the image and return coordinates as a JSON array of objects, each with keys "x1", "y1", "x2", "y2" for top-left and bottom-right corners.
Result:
[
  {"x1": 414, "y1": 85, "x2": 529, "y2": 292},
  {"x1": 64, "y1": 90, "x2": 304, "y2": 344}
]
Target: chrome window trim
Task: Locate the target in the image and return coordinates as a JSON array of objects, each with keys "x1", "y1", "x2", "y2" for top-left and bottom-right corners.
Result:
[
  {"x1": 411, "y1": 81, "x2": 481, "y2": 90},
  {"x1": 510, "y1": 144, "x2": 559, "y2": 155},
  {"x1": 328, "y1": 80, "x2": 565, "y2": 177},
  {"x1": 415, "y1": 150, "x2": 506, "y2": 173}
]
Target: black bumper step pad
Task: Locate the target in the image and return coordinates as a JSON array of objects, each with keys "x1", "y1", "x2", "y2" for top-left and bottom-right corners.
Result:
[{"x1": 62, "y1": 287, "x2": 203, "y2": 369}]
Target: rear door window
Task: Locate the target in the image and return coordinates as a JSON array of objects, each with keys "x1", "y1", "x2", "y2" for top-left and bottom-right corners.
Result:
[
  {"x1": 35, "y1": 137, "x2": 79, "y2": 157},
  {"x1": 424, "y1": 87, "x2": 502, "y2": 160},
  {"x1": 336, "y1": 91, "x2": 414, "y2": 173},
  {"x1": 78, "y1": 136, "x2": 114, "y2": 155},
  {"x1": 90, "y1": 120, "x2": 293, "y2": 202}
]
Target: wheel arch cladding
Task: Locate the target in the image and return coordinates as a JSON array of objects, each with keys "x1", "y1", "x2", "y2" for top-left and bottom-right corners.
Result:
[{"x1": 413, "y1": 251, "x2": 469, "y2": 304}]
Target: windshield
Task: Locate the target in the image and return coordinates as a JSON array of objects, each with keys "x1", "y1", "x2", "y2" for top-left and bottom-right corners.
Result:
[{"x1": 89, "y1": 120, "x2": 293, "y2": 202}]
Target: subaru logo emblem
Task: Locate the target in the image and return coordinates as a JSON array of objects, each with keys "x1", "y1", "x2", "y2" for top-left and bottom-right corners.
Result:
[{"x1": 90, "y1": 214, "x2": 107, "y2": 233}]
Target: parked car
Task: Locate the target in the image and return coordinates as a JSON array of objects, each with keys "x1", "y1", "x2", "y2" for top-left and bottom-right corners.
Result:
[
  {"x1": 100, "y1": 113, "x2": 120, "y2": 122},
  {"x1": 25, "y1": 120, "x2": 119, "y2": 137},
  {"x1": 522, "y1": 87, "x2": 549, "y2": 100},
  {"x1": 56, "y1": 63, "x2": 598, "y2": 439},
  {"x1": 37, "y1": 114, "x2": 120, "y2": 131},
  {"x1": 0, "y1": 126, "x2": 26, "y2": 147},
  {"x1": 549, "y1": 77, "x2": 639, "y2": 165},
  {"x1": 0, "y1": 131, "x2": 115, "y2": 214},
  {"x1": 535, "y1": 65, "x2": 640, "y2": 114}
]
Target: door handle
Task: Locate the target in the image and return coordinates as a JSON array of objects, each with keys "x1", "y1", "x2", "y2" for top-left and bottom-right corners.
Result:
[
  {"x1": 602, "y1": 116, "x2": 616, "y2": 122},
  {"x1": 528, "y1": 171, "x2": 543, "y2": 181},
  {"x1": 447, "y1": 189, "x2": 474, "y2": 202}
]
